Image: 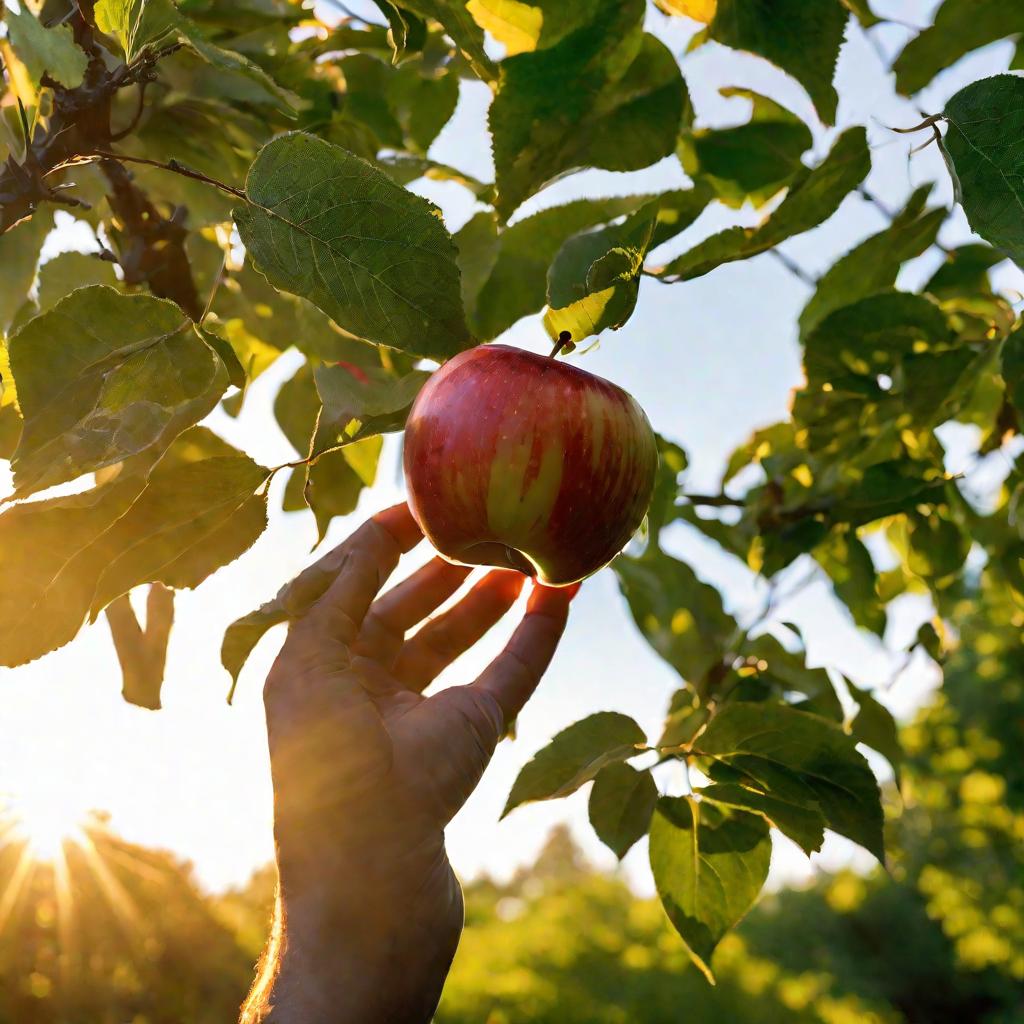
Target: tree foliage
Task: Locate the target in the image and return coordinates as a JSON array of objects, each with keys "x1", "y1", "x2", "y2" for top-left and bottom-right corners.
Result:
[{"x1": 0, "y1": 0, "x2": 1022, "y2": 981}]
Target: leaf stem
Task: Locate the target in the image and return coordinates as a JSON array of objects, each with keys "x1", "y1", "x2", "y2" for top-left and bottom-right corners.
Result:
[{"x1": 548, "y1": 330, "x2": 575, "y2": 358}]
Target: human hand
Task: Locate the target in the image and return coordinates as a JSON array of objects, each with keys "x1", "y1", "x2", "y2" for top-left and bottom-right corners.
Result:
[{"x1": 244, "y1": 503, "x2": 577, "y2": 1024}]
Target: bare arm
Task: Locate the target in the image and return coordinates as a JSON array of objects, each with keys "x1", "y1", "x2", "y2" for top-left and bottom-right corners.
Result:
[{"x1": 242, "y1": 504, "x2": 576, "y2": 1023}]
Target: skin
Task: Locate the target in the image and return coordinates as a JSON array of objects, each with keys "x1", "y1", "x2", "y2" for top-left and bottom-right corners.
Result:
[{"x1": 241, "y1": 503, "x2": 577, "y2": 1024}]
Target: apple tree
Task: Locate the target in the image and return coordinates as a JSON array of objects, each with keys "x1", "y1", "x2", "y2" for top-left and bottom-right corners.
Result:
[{"x1": 1, "y1": 0, "x2": 1022, "y2": 981}]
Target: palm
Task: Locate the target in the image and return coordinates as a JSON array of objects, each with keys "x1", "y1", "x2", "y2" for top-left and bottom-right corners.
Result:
[{"x1": 264, "y1": 504, "x2": 573, "y2": 874}]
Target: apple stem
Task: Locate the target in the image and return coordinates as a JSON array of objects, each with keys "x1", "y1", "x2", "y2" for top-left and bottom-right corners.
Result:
[{"x1": 549, "y1": 331, "x2": 575, "y2": 358}]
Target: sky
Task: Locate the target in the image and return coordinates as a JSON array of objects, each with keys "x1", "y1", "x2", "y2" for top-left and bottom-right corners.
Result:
[{"x1": 0, "y1": 0, "x2": 1021, "y2": 896}]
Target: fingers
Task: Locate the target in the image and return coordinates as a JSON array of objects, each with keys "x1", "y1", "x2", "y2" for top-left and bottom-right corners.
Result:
[
  {"x1": 471, "y1": 582, "x2": 578, "y2": 725},
  {"x1": 393, "y1": 570, "x2": 526, "y2": 691},
  {"x1": 296, "y1": 504, "x2": 423, "y2": 644},
  {"x1": 356, "y1": 558, "x2": 472, "y2": 661}
]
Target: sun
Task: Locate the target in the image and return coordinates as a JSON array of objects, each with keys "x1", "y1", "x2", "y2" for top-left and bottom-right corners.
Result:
[{"x1": 4, "y1": 784, "x2": 89, "y2": 862}]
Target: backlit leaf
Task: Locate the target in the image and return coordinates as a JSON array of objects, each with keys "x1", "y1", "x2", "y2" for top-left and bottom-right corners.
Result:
[
  {"x1": 649, "y1": 797, "x2": 770, "y2": 982},
  {"x1": 235, "y1": 133, "x2": 472, "y2": 360},
  {"x1": 503, "y1": 712, "x2": 648, "y2": 816},
  {"x1": 846, "y1": 679, "x2": 903, "y2": 785},
  {"x1": 490, "y1": 0, "x2": 684, "y2": 218},
  {"x1": 700, "y1": 781, "x2": 826, "y2": 855},
  {"x1": 467, "y1": 0, "x2": 605, "y2": 55},
  {"x1": 893, "y1": 0, "x2": 1020, "y2": 96},
  {"x1": 8, "y1": 287, "x2": 226, "y2": 498},
  {"x1": 588, "y1": 763, "x2": 659, "y2": 859},
  {"x1": 3, "y1": 3, "x2": 87, "y2": 89},
  {"x1": 615, "y1": 550, "x2": 736, "y2": 685},
  {"x1": 0, "y1": 210, "x2": 52, "y2": 335},
  {"x1": 658, "y1": 128, "x2": 870, "y2": 282},
  {"x1": 396, "y1": 0, "x2": 496, "y2": 80},
  {"x1": 706, "y1": 0, "x2": 848, "y2": 125},
  {"x1": 679, "y1": 88, "x2": 812, "y2": 209},
  {"x1": 95, "y1": 0, "x2": 296, "y2": 113}
]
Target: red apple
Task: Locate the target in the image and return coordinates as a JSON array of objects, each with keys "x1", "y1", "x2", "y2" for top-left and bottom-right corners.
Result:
[{"x1": 403, "y1": 344, "x2": 658, "y2": 586}]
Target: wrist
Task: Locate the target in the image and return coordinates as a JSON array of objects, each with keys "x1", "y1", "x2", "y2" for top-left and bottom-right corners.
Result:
[{"x1": 257, "y1": 847, "x2": 463, "y2": 1024}]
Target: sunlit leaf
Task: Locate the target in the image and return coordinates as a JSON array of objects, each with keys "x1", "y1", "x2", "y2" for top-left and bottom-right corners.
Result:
[
  {"x1": 7, "y1": 286, "x2": 226, "y2": 498},
  {"x1": 396, "y1": 0, "x2": 496, "y2": 80},
  {"x1": 503, "y1": 712, "x2": 648, "y2": 816},
  {"x1": 3, "y1": 3, "x2": 87, "y2": 89},
  {"x1": 235, "y1": 133, "x2": 472, "y2": 360},
  {"x1": 649, "y1": 797, "x2": 770, "y2": 982},
  {"x1": 0, "y1": 210, "x2": 52, "y2": 335},
  {"x1": 467, "y1": 0, "x2": 605, "y2": 54}
]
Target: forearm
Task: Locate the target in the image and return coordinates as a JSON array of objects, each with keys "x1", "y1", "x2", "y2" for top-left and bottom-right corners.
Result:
[{"x1": 241, "y1": 855, "x2": 463, "y2": 1024}]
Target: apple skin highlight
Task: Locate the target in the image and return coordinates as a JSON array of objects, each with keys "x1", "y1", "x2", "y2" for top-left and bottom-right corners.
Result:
[{"x1": 404, "y1": 344, "x2": 658, "y2": 586}]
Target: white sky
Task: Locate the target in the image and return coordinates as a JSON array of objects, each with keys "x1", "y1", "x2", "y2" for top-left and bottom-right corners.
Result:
[{"x1": 0, "y1": 0, "x2": 1020, "y2": 895}]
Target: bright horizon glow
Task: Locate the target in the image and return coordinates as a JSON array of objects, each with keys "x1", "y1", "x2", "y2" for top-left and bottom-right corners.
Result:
[{"x1": 4, "y1": 787, "x2": 89, "y2": 863}]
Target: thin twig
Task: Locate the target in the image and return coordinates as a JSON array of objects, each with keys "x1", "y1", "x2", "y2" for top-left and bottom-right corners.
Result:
[
  {"x1": 769, "y1": 247, "x2": 817, "y2": 286},
  {"x1": 682, "y1": 493, "x2": 747, "y2": 508},
  {"x1": 88, "y1": 151, "x2": 247, "y2": 200},
  {"x1": 201, "y1": 249, "x2": 230, "y2": 323}
]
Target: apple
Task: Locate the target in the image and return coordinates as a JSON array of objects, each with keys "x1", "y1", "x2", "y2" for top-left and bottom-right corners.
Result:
[{"x1": 403, "y1": 343, "x2": 658, "y2": 586}]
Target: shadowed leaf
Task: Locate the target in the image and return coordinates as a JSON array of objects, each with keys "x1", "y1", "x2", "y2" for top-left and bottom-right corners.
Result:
[{"x1": 589, "y1": 762, "x2": 659, "y2": 859}]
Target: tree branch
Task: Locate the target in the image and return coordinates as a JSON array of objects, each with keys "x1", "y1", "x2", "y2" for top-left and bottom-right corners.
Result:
[{"x1": 105, "y1": 584, "x2": 175, "y2": 710}]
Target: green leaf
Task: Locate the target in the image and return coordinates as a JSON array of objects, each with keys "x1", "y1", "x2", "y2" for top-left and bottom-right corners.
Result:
[
  {"x1": 893, "y1": 0, "x2": 1020, "y2": 96},
  {"x1": 395, "y1": 0, "x2": 496, "y2": 80},
  {"x1": 544, "y1": 190, "x2": 711, "y2": 342},
  {"x1": 799, "y1": 185, "x2": 947, "y2": 337},
  {"x1": 647, "y1": 434, "x2": 689, "y2": 545},
  {"x1": 706, "y1": 0, "x2": 848, "y2": 125},
  {"x1": 925, "y1": 244, "x2": 1004, "y2": 299},
  {"x1": 815, "y1": 528, "x2": 886, "y2": 635},
  {"x1": 588, "y1": 763, "x2": 659, "y2": 859},
  {"x1": 649, "y1": 797, "x2": 771, "y2": 982},
  {"x1": 464, "y1": 195, "x2": 664, "y2": 341},
  {"x1": 95, "y1": 0, "x2": 296, "y2": 114},
  {"x1": 8, "y1": 286, "x2": 226, "y2": 498},
  {"x1": 614, "y1": 551, "x2": 736, "y2": 686},
  {"x1": 35, "y1": 252, "x2": 120, "y2": 316},
  {"x1": 502, "y1": 712, "x2": 648, "y2": 816},
  {"x1": 369, "y1": 0, "x2": 426, "y2": 63},
  {"x1": 235, "y1": 132, "x2": 472, "y2": 360},
  {"x1": 941, "y1": 75, "x2": 1024, "y2": 271},
  {"x1": 0, "y1": 427, "x2": 268, "y2": 668},
  {"x1": 335, "y1": 53, "x2": 458, "y2": 155},
  {"x1": 699, "y1": 782, "x2": 826, "y2": 856},
  {"x1": 305, "y1": 437, "x2": 382, "y2": 543},
  {"x1": 3, "y1": 3, "x2": 88, "y2": 89},
  {"x1": 846, "y1": 679, "x2": 902, "y2": 785},
  {"x1": 739, "y1": 634, "x2": 844, "y2": 721},
  {"x1": 313, "y1": 362, "x2": 430, "y2": 453},
  {"x1": 1001, "y1": 321, "x2": 1024, "y2": 413},
  {"x1": 87, "y1": 434, "x2": 270, "y2": 614},
  {"x1": 490, "y1": 0, "x2": 684, "y2": 219},
  {"x1": 0, "y1": 210, "x2": 52, "y2": 335},
  {"x1": 693, "y1": 702, "x2": 885, "y2": 862},
  {"x1": 658, "y1": 127, "x2": 870, "y2": 282},
  {"x1": 679, "y1": 88, "x2": 812, "y2": 209}
]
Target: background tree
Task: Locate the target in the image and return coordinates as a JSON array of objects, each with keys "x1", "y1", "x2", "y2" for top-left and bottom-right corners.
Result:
[{"x1": 1, "y1": 0, "x2": 1023, "y2": 980}]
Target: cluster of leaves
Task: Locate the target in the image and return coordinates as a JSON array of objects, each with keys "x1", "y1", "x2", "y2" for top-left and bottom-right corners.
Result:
[{"x1": 1, "y1": 0, "x2": 1023, "y2": 982}]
